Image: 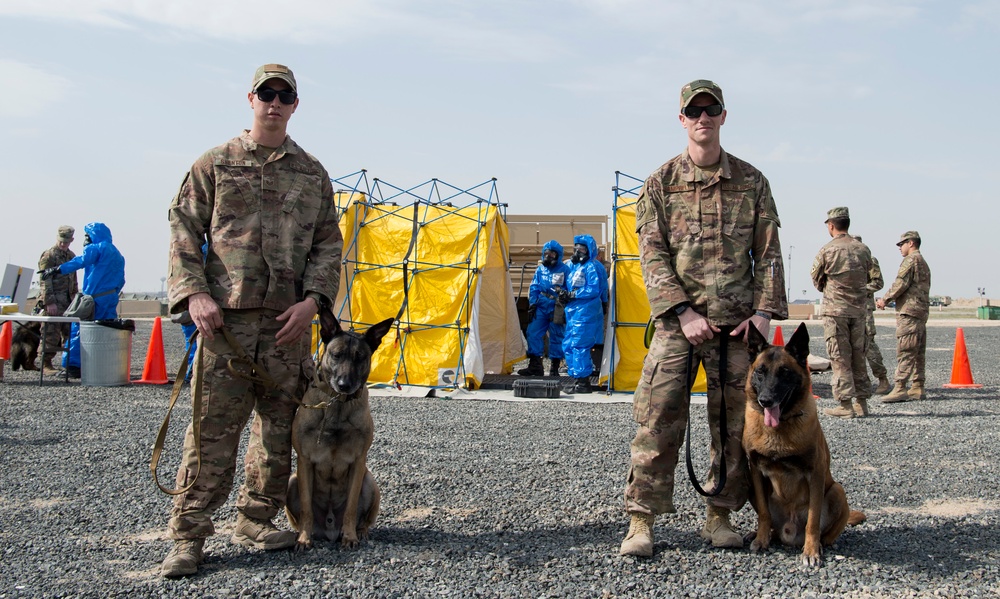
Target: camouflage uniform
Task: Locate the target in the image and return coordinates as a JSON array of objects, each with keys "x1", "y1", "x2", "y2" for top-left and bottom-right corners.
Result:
[
  {"x1": 37, "y1": 229, "x2": 78, "y2": 358},
  {"x1": 625, "y1": 149, "x2": 787, "y2": 516},
  {"x1": 811, "y1": 230, "x2": 873, "y2": 403},
  {"x1": 863, "y1": 253, "x2": 887, "y2": 380},
  {"x1": 882, "y1": 248, "x2": 931, "y2": 387},
  {"x1": 166, "y1": 130, "x2": 342, "y2": 540}
]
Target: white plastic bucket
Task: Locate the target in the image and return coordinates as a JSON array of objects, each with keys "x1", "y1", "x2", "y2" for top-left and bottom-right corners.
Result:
[{"x1": 80, "y1": 322, "x2": 132, "y2": 386}]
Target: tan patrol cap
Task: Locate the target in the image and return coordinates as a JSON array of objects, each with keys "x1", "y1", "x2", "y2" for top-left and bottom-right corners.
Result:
[
  {"x1": 57, "y1": 225, "x2": 75, "y2": 242},
  {"x1": 251, "y1": 63, "x2": 297, "y2": 93},
  {"x1": 680, "y1": 79, "x2": 724, "y2": 110},
  {"x1": 896, "y1": 231, "x2": 921, "y2": 246},
  {"x1": 825, "y1": 207, "x2": 849, "y2": 222}
]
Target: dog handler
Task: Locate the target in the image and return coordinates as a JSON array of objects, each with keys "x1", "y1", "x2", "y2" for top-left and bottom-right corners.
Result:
[
  {"x1": 161, "y1": 64, "x2": 342, "y2": 577},
  {"x1": 620, "y1": 80, "x2": 787, "y2": 557},
  {"x1": 36, "y1": 226, "x2": 79, "y2": 375}
]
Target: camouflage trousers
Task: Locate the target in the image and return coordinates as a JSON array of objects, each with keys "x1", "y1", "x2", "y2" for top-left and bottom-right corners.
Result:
[
  {"x1": 823, "y1": 315, "x2": 870, "y2": 401},
  {"x1": 865, "y1": 309, "x2": 887, "y2": 380},
  {"x1": 40, "y1": 299, "x2": 71, "y2": 357},
  {"x1": 624, "y1": 316, "x2": 750, "y2": 516},
  {"x1": 894, "y1": 313, "x2": 927, "y2": 386},
  {"x1": 168, "y1": 309, "x2": 312, "y2": 540}
]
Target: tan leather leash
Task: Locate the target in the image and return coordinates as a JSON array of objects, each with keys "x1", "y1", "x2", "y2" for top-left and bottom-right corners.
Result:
[{"x1": 150, "y1": 331, "x2": 204, "y2": 496}]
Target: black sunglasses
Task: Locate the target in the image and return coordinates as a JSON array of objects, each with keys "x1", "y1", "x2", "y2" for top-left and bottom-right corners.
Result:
[
  {"x1": 255, "y1": 87, "x2": 298, "y2": 105},
  {"x1": 683, "y1": 104, "x2": 724, "y2": 118}
]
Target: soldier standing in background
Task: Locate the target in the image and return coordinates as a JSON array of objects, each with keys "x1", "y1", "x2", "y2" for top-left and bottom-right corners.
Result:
[
  {"x1": 877, "y1": 231, "x2": 931, "y2": 402},
  {"x1": 811, "y1": 208, "x2": 873, "y2": 418},
  {"x1": 161, "y1": 63, "x2": 343, "y2": 577},
  {"x1": 36, "y1": 226, "x2": 78, "y2": 374},
  {"x1": 854, "y1": 235, "x2": 889, "y2": 395},
  {"x1": 620, "y1": 80, "x2": 787, "y2": 557}
]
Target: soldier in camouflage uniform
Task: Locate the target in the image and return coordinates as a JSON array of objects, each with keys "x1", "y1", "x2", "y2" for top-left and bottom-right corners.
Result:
[
  {"x1": 36, "y1": 226, "x2": 78, "y2": 374},
  {"x1": 877, "y1": 231, "x2": 931, "y2": 403},
  {"x1": 161, "y1": 64, "x2": 343, "y2": 578},
  {"x1": 811, "y1": 208, "x2": 874, "y2": 418},
  {"x1": 854, "y1": 235, "x2": 889, "y2": 395},
  {"x1": 620, "y1": 80, "x2": 787, "y2": 558}
]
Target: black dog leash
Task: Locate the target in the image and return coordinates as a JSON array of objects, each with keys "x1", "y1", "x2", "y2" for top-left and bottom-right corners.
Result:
[{"x1": 684, "y1": 326, "x2": 732, "y2": 497}]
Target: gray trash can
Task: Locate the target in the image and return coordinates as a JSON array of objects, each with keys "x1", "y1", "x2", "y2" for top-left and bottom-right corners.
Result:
[{"x1": 80, "y1": 321, "x2": 132, "y2": 386}]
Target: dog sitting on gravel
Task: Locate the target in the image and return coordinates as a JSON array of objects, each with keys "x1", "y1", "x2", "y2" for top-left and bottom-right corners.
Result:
[
  {"x1": 743, "y1": 322, "x2": 866, "y2": 566},
  {"x1": 285, "y1": 309, "x2": 394, "y2": 549},
  {"x1": 10, "y1": 321, "x2": 42, "y2": 371}
]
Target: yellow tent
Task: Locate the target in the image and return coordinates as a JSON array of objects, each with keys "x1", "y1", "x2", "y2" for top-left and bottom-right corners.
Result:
[
  {"x1": 332, "y1": 191, "x2": 523, "y2": 389},
  {"x1": 600, "y1": 197, "x2": 707, "y2": 393}
]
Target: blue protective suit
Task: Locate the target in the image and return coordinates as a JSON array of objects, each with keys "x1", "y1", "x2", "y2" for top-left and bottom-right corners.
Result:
[
  {"x1": 562, "y1": 234, "x2": 604, "y2": 378},
  {"x1": 525, "y1": 240, "x2": 570, "y2": 359},
  {"x1": 58, "y1": 222, "x2": 126, "y2": 369}
]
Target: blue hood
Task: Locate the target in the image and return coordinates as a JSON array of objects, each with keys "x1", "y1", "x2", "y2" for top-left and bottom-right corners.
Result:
[
  {"x1": 85, "y1": 222, "x2": 113, "y2": 244},
  {"x1": 573, "y1": 234, "x2": 598, "y2": 262},
  {"x1": 542, "y1": 239, "x2": 564, "y2": 262}
]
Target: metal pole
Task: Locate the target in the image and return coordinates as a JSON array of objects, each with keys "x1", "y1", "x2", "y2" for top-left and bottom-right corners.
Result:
[{"x1": 787, "y1": 246, "x2": 794, "y2": 300}]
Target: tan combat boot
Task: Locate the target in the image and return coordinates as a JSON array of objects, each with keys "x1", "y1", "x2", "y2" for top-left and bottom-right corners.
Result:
[
  {"x1": 619, "y1": 513, "x2": 655, "y2": 557},
  {"x1": 42, "y1": 354, "x2": 60, "y2": 376},
  {"x1": 907, "y1": 383, "x2": 926, "y2": 401},
  {"x1": 824, "y1": 400, "x2": 856, "y2": 419},
  {"x1": 874, "y1": 376, "x2": 891, "y2": 395},
  {"x1": 853, "y1": 399, "x2": 870, "y2": 417},
  {"x1": 881, "y1": 383, "x2": 911, "y2": 403},
  {"x1": 700, "y1": 506, "x2": 743, "y2": 548},
  {"x1": 161, "y1": 539, "x2": 205, "y2": 578},
  {"x1": 231, "y1": 513, "x2": 297, "y2": 550}
]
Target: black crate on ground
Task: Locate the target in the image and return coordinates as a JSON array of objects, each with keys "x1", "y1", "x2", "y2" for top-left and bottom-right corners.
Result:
[{"x1": 512, "y1": 378, "x2": 562, "y2": 398}]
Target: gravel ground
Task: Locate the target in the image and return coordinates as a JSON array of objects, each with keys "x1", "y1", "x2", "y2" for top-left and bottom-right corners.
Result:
[{"x1": 1, "y1": 319, "x2": 998, "y2": 598}]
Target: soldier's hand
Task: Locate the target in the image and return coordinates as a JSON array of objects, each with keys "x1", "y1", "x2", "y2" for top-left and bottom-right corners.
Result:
[
  {"x1": 188, "y1": 292, "x2": 223, "y2": 341},
  {"x1": 45, "y1": 302, "x2": 59, "y2": 316},
  {"x1": 678, "y1": 309, "x2": 719, "y2": 345},
  {"x1": 733, "y1": 314, "x2": 770, "y2": 343},
  {"x1": 275, "y1": 298, "x2": 318, "y2": 346},
  {"x1": 875, "y1": 299, "x2": 886, "y2": 310}
]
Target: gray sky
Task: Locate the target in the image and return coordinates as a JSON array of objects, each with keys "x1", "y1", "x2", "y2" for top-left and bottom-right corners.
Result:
[{"x1": 1, "y1": 1, "x2": 997, "y2": 299}]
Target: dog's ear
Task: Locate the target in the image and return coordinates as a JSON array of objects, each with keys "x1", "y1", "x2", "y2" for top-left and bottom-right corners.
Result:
[
  {"x1": 364, "y1": 317, "x2": 396, "y2": 352},
  {"x1": 785, "y1": 322, "x2": 810, "y2": 369},
  {"x1": 319, "y1": 306, "x2": 343, "y2": 346},
  {"x1": 746, "y1": 323, "x2": 770, "y2": 362}
]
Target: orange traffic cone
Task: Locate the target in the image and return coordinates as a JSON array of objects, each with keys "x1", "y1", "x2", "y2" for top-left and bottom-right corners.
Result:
[
  {"x1": 772, "y1": 325, "x2": 784, "y2": 346},
  {"x1": 133, "y1": 316, "x2": 170, "y2": 384},
  {"x1": 0, "y1": 321, "x2": 11, "y2": 360},
  {"x1": 942, "y1": 328, "x2": 982, "y2": 389}
]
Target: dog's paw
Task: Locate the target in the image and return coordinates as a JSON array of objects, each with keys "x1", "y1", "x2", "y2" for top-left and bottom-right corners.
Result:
[
  {"x1": 341, "y1": 533, "x2": 360, "y2": 549},
  {"x1": 798, "y1": 550, "x2": 822, "y2": 567},
  {"x1": 295, "y1": 533, "x2": 313, "y2": 552},
  {"x1": 749, "y1": 537, "x2": 770, "y2": 553}
]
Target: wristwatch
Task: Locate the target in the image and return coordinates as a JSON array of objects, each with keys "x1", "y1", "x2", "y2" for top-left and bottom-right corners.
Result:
[
  {"x1": 673, "y1": 302, "x2": 690, "y2": 317},
  {"x1": 754, "y1": 310, "x2": 772, "y2": 320}
]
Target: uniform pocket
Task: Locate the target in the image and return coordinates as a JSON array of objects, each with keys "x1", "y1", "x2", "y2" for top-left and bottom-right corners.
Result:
[{"x1": 632, "y1": 356, "x2": 658, "y2": 426}]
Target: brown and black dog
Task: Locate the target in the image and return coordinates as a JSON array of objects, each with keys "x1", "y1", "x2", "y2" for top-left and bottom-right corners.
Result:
[
  {"x1": 10, "y1": 321, "x2": 42, "y2": 371},
  {"x1": 743, "y1": 322, "x2": 866, "y2": 566},
  {"x1": 286, "y1": 309, "x2": 395, "y2": 550}
]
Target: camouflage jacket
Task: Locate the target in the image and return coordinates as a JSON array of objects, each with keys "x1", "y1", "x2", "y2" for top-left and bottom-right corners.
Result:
[
  {"x1": 810, "y1": 233, "x2": 872, "y2": 318},
  {"x1": 866, "y1": 253, "x2": 884, "y2": 311},
  {"x1": 168, "y1": 131, "x2": 343, "y2": 314},
  {"x1": 37, "y1": 245, "x2": 78, "y2": 308},
  {"x1": 634, "y1": 149, "x2": 787, "y2": 326},
  {"x1": 883, "y1": 249, "x2": 931, "y2": 319}
]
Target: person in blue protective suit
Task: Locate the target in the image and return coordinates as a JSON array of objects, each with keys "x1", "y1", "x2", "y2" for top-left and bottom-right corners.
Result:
[
  {"x1": 561, "y1": 234, "x2": 604, "y2": 393},
  {"x1": 179, "y1": 242, "x2": 209, "y2": 382},
  {"x1": 40, "y1": 222, "x2": 126, "y2": 378},
  {"x1": 518, "y1": 240, "x2": 571, "y2": 377}
]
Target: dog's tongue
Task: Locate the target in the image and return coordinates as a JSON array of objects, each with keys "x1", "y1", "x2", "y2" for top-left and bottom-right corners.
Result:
[{"x1": 764, "y1": 405, "x2": 781, "y2": 428}]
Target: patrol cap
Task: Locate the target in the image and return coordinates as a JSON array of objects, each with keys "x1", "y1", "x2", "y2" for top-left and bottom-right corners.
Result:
[
  {"x1": 896, "y1": 230, "x2": 921, "y2": 246},
  {"x1": 251, "y1": 63, "x2": 297, "y2": 93},
  {"x1": 57, "y1": 225, "x2": 75, "y2": 242},
  {"x1": 825, "y1": 207, "x2": 850, "y2": 222},
  {"x1": 680, "y1": 80, "x2": 725, "y2": 109}
]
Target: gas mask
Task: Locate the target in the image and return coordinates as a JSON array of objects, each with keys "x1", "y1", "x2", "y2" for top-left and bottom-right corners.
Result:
[
  {"x1": 83, "y1": 234, "x2": 92, "y2": 246},
  {"x1": 541, "y1": 250, "x2": 558, "y2": 268},
  {"x1": 571, "y1": 244, "x2": 589, "y2": 264}
]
